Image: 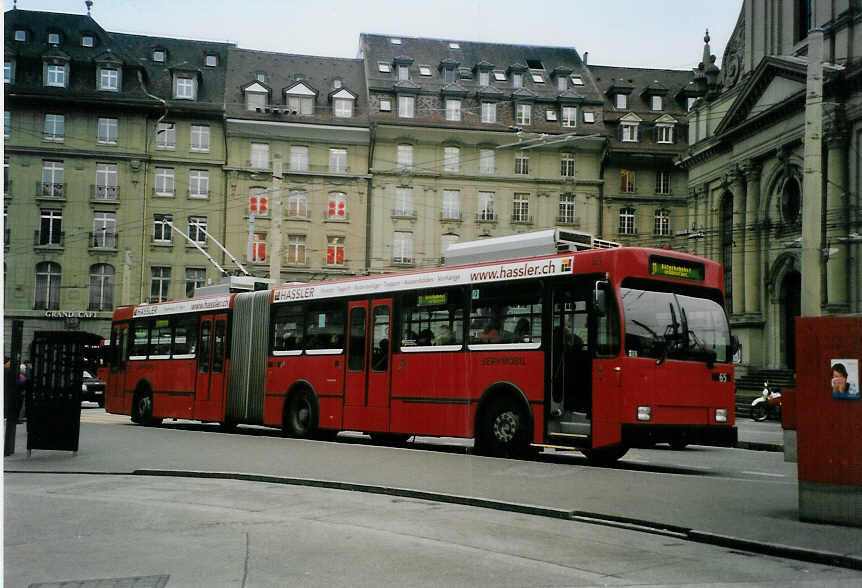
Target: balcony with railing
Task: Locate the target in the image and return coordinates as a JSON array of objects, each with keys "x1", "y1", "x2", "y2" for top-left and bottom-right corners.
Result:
[
  {"x1": 92, "y1": 184, "x2": 120, "y2": 201},
  {"x1": 391, "y1": 207, "x2": 416, "y2": 219},
  {"x1": 511, "y1": 213, "x2": 533, "y2": 225},
  {"x1": 188, "y1": 190, "x2": 210, "y2": 200},
  {"x1": 440, "y1": 211, "x2": 462, "y2": 222},
  {"x1": 89, "y1": 231, "x2": 118, "y2": 249},
  {"x1": 37, "y1": 182, "x2": 65, "y2": 200},
  {"x1": 33, "y1": 230, "x2": 64, "y2": 248},
  {"x1": 475, "y1": 211, "x2": 498, "y2": 223}
]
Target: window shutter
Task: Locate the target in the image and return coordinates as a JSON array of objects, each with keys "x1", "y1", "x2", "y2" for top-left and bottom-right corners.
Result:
[
  {"x1": 652, "y1": 125, "x2": 658, "y2": 144},
  {"x1": 616, "y1": 123, "x2": 623, "y2": 142}
]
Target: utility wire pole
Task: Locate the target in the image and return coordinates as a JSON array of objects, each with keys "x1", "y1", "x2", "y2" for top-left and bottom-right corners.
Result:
[{"x1": 269, "y1": 155, "x2": 283, "y2": 285}]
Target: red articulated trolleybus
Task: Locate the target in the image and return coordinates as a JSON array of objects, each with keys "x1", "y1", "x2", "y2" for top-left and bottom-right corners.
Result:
[{"x1": 106, "y1": 242, "x2": 737, "y2": 463}]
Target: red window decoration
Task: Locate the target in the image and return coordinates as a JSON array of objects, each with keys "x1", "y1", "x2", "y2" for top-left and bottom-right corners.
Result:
[
  {"x1": 252, "y1": 234, "x2": 266, "y2": 261},
  {"x1": 327, "y1": 237, "x2": 344, "y2": 265},
  {"x1": 328, "y1": 196, "x2": 346, "y2": 218},
  {"x1": 249, "y1": 194, "x2": 268, "y2": 214}
]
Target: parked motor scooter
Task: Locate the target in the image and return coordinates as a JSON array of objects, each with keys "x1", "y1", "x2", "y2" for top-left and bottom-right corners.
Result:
[{"x1": 751, "y1": 380, "x2": 782, "y2": 421}]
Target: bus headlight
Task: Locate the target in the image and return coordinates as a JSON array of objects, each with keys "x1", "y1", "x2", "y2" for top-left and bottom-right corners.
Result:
[
  {"x1": 637, "y1": 406, "x2": 652, "y2": 421},
  {"x1": 715, "y1": 409, "x2": 728, "y2": 423}
]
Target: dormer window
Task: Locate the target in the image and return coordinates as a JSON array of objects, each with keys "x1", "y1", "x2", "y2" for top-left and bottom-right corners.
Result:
[
  {"x1": 651, "y1": 95, "x2": 663, "y2": 111},
  {"x1": 687, "y1": 96, "x2": 697, "y2": 111},
  {"x1": 419, "y1": 65, "x2": 432, "y2": 76},
  {"x1": 493, "y1": 71, "x2": 506, "y2": 82},
  {"x1": 205, "y1": 55, "x2": 218, "y2": 67},
  {"x1": 152, "y1": 50, "x2": 166, "y2": 63},
  {"x1": 14, "y1": 30, "x2": 27, "y2": 42},
  {"x1": 478, "y1": 71, "x2": 490, "y2": 86},
  {"x1": 449, "y1": 42, "x2": 460, "y2": 49},
  {"x1": 377, "y1": 62, "x2": 391, "y2": 73},
  {"x1": 615, "y1": 94, "x2": 627, "y2": 109},
  {"x1": 331, "y1": 88, "x2": 356, "y2": 118},
  {"x1": 333, "y1": 78, "x2": 343, "y2": 89},
  {"x1": 174, "y1": 75, "x2": 197, "y2": 100},
  {"x1": 512, "y1": 73, "x2": 523, "y2": 88},
  {"x1": 48, "y1": 33, "x2": 60, "y2": 45},
  {"x1": 530, "y1": 72, "x2": 545, "y2": 83},
  {"x1": 571, "y1": 76, "x2": 583, "y2": 86},
  {"x1": 256, "y1": 72, "x2": 267, "y2": 83},
  {"x1": 398, "y1": 64, "x2": 409, "y2": 81},
  {"x1": 81, "y1": 35, "x2": 94, "y2": 48},
  {"x1": 44, "y1": 63, "x2": 68, "y2": 88},
  {"x1": 621, "y1": 122, "x2": 639, "y2": 142},
  {"x1": 285, "y1": 82, "x2": 317, "y2": 115},
  {"x1": 244, "y1": 83, "x2": 268, "y2": 110},
  {"x1": 583, "y1": 111, "x2": 595, "y2": 123},
  {"x1": 657, "y1": 124, "x2": 674, "y2": 143},
  {"x1": 390, "y1": 38, "x2": 402, "y2": 45},
  {"x1": 557, "y1": 77, "x2": 567, "y2": 91},
  {"x1": 99, "y1": 67, "x2": 120, "y2": 91},
  {"x1": 443, "y1": 68, "x2": 456, "y2": 83}
]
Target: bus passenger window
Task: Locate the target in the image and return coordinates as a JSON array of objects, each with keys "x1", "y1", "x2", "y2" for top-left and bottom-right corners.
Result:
[
  {"x1": 130, "y1": 323, "x2": 150, "y2": 359},
  {"x1": 199, "y1": 320, "x2": 212, "y2": 373},
  {"x1": 400, "y1": 287, "x2": 464, "y2": 350},
  {"x1": 371, "y1": 305, "x2": 390, "y2": 371},
  {"x1": 595, "y1": 285, "x2": 620, "y2": 357},
  {"x1": 348, "y1": 308, "x2": 366, "y2": 371},
  {"x1": 470, "y1": 282, "x2": 542, "y2": 347},
  {"x1": 272, "y1": 306, "x2": 304, "y2": 354},
  {"x1": 152, "y1": 319, "x2": 172, "y2": 357},
  {"x1": 304, "y1": 304, "x2": 345, "y2": 352},
  {"x1": 173, "y1": 318, "x2": 198, "y2": 357},
  {"x1": 212, "y1": 321, "x2": 225, "y2": 373}
]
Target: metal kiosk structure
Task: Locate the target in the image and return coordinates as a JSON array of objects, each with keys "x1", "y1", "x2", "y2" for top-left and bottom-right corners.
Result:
[{"x1": 27, "y1": 331, "x2": 103, "y2": 456}]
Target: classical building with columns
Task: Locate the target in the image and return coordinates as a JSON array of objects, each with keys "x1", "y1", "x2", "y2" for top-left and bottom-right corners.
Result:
[{"x1": 679, "y1": 1, "x2": 861, "y2": 381}]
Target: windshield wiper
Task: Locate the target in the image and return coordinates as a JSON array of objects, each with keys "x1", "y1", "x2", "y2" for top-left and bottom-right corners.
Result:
[{"x1": 680, "y1": 304, "x2": 717, "y2": 368}]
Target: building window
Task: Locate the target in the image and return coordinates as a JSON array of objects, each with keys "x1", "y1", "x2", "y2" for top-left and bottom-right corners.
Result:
[
  {"x1": 256, "y1": 72, "x2": 267, "y2": 83},
  {"x1": 290, "y1": 146, "x2": 309, "y2": 171},
  {"x1": 4, "y1": 61, "x2": 13, "y2": 84},
  {"x1": 619, "y1": 207, "x2": 636, "y2": 235},
  {"x1": 530, "y1": 71, "x2": 545, "y2": 84},
  {"x1": 95, "y1": 163, "x2": 118, "y2": 200},
  {"x1": 41, "y1": 161, "x2": 64, "y2": 197},
  {"x1": 687, "y1": 96, "x2": 697, "y2": 111},
  {"x1": 657, "y1": 124, "x2": 673, "y2": 144},
  {"x1": 377, "y1": 62, "x2": 392, "y2": 73},
  {"x1": 398, "y1": 64, "x2": 409, "y2": 81},
  {"x1": 14, "y1": 30, "x2": 27, "y2": 42},
  {"x1": 393, "y1": 232, "x2": 413, "y2": 264},
  {"x1": 512, "y1": 193, "x2": 530, "y2": 223},
  {"x1": 48, "y1": 32, "x2": 61, "y2": 45},
  {"x1": 379, "y1": 98, "x2": 392, "y2": 112},
  {"x1": 99, "y1": 68, "x2": 119, "y2": 91},
  {"x1": 394, "y1": 188, "x2": 414, "y2": 217},
  {"x1": 175, "y1": 76, "x2": 196, "y2": 100},
  {"x1": 419, "y1": 65, "x2": 432, "y2": 76},
  {"x1": 190, "y1": 125, "x2": 210, "y2": 152},
  {"x1": 249, "y1": 187, "x2": 269, "y2": 217},
  {"x1": 546, "y1": 110, "x2": 558, "y2": 122},
  {"x1": 328, "y1": 192, "x2": 346, "y2": 219},
  {"x1": 479, "y1": 149, "x2": 495, "y2": 175},
  {"x1": 326, "y1": 236, "x2": 345, "y2": 265},
  {"x1": 515, "y1": 103, "x2": 531, "y2": 125},
  {"x1": 398, "y1": 95, "x2": 415, "y2": 118},
  {"x1": 81, "y1": 35, "x2": 94, "y2": 47},
  {"x1": 250, "y1": 143, "x2": 269, "y2": 169},
  {"x1": 251, "y1": 234, "x2": 266, "y2": 262},
  {"x1": 561, "y1": 106, "x2": 577, "y2": 128},
  {"x1": 189, "y1": 170, "x2": 209, "y2": 198},
  {"x1": 654, "y1": 208, "x2": 670, "y2": 236},
  {"x1": 150, "y1": 266, "x2": 171, "y2": 303},
  {"x1": 334, "y1": 97, "x2": 353, "y2": 118},
  {"x1": 583, "y1": 112, "x2": 596, "y2": 123},
  {"x1": 39, "y1": 208, "x2": 63, "y2": 245},
  {"x1": 88, "y1": 264, "x2": 114, "y2": 311},
  {"x1": 444, "y1": 146, "x2": 460, "y2": 172},
  {"x1": 620, "y1": 169, "x2": 636, "y2": 193},
  {"x1": 621, "y1": 123, "x2": 639, "y2": 142},
  {"x1": 445, "y1": 99, "x2": 461, "y2": 121},
  {"x1": 557, "y1": 76, "x2": 567, "y2": 91},
  {"x1": 205, "y1": 55, "x2": 218, "y2": 67},
  {"x1": 558, "y1": 193, "x2": 576, "y2": 224},
  {"x1": 514, "y1": 153, "x2": 529, "y2": 175},
  {"x1": 34, "y1": 262, "x2": 61, "y2": 310},
  {"x1": 572, "y1": 75, "x2": 583, "y2": 86},
  {"x1": 287, "y1": 190, "x2": 308, "y2": 218},
  {"x1": 286, "y1": 234, "x2": 307, "y2": 264},
  {"x1": 655, "y1": 171, "x2": 671, "y2": 195},
  {"x1": 43, "y1": 114, "x2": 65, "y2": 142},
  {"x1": 478, "y1": 191, "x2": 496, "y2": 221},
  {"x1": 92, "y1": 212, "x2": 117, "y2": 248},
  {"x1": 561, "y1": 153, "x2": 575, "y2": 177},
  {"x1": 615, "y1": 94, "x2": 627, "y2": 109},
  {"x1": 154, "y1": 167, "x2": 175, "y2": 196},
  {"x1": 512, "y1": 72, "x2": 523, "y2": 88},
  {"x1": 481, "y1": 102, "x2": 496, "y2": 123},
  {"x1": 152, "y1": 49, "x2": 165, "y2": 62},
  {"x1": 478, "y1": 71, "x2": 490, "y2": 86},
  {"x1": 443, "y1": 68, "x2": 456, "y2": 83},
  {"x1": 156, "y1": 122, "x2": 175, "y2": 150},
  {"x1": 329, "y1": 148, "x2": 347, "y2": 173},
  {"x1": 287, "y1": 94, "x2": 314, "y2": 115},
  {"x1": 397, "y1": 144, "x2": 413, "y2": 171},
  {"x1": 442, "y1": 190, "x2": 461, "y2": 220},
  {"x1": 188, "y1": 216, "x2": 207, "y2": 243},
  {"x1": 153, "y1": 214, "x2": 173, "y2": 243},
  {"x1": 185, "y1": 268, "x2": 206, "y2": 298},
  {"x1": 97, "y1": 117, "x2": 118, "y2": 145},
  {"x1": 246, "y1": 90, "x2": 267, "y2": 111}
]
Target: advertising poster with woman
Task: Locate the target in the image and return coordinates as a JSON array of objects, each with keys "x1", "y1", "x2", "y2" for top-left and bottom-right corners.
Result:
[{"x1": 830, "y1": 359, "x2": 860, "y2": 399}]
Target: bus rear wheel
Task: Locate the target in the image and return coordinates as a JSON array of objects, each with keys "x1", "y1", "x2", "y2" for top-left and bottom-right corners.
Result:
[
  {"x1": 132, "y1": 391, "x2": 162, "y2": 427},
  {"x1": 284, "y1": 389, "x2": 317, "y2": 438},
  {"x1": 582, "y1": 445, "x2": 628, "y2": 465},
  {"x1": 477, "y1": 397, "x2": 530, "y2": 458}
]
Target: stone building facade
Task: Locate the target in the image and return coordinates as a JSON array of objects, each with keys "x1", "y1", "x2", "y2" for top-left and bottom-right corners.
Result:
[{"x1": 679, "y1": 1, "x2": 862, "y2": 377}]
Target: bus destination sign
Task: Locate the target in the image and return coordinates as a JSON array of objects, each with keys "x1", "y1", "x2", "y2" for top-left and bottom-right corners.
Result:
[{"x1": 649, "y1": 255, "x2": 705, "y2": 282}]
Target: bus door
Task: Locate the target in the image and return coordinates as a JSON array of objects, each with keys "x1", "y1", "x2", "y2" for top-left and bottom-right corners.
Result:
[
  {"x1": 195, "y1": 313, "x2": 227, "y2": 421},
  {"x1": 343, "y1": 299, "x2": 392, "y2": 432},
  {"x1": 548, "y1": 282, "x2": 592, "y2": 443},
  {"x1": 107, "y1": 322, "x2": 129, "y2": 413}
]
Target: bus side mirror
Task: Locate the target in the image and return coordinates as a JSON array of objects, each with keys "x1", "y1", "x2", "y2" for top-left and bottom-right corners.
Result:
[{"x1": 593, "y1": 282, "x2": 608, "y2": 317}]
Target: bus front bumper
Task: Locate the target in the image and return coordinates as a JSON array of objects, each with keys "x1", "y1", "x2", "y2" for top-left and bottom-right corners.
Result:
[{"x1": 621, "y1": 424, "x2": 738, "y2": 448}]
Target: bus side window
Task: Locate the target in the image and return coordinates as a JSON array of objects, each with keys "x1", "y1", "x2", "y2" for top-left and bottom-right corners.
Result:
[
  {"x1": 371, "y1": 305, "x2": 389, "y2": 371},
  {"x1": 212, "y1": 320, "x2": 225, "y2": 373},
  {"x1": 399, "y1": 287, "x2": 464, "y2": 349},
  {"x1": 469, "y1": 282, "x2": 542, "y2": 346},
  {"x1": 130, "y1": 321, "x2": 151, "y2": 359},
  {"x1": 272, "y1": 305, "x2": 304, "y2": 353},
  {"x1": 173, "y1": 317, "x2": 198, "y2": 357},
  {"x1": 594, "y1": 284, "x2": 620, "y2": 357},
  {"x1": 305, "y1": 303, "x2": 344, "y2": 352},
  {"x1": 199, "y1": 320, "x2": 212, "y2": 373},
  {"x1": 152, "y1": 319, "x2": 172, "y2": 357}
]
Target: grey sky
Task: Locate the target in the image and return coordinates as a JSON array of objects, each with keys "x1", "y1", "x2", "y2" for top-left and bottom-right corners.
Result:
[{"x1": 6, "y1": 0, "x2": 741, "y2": 69}]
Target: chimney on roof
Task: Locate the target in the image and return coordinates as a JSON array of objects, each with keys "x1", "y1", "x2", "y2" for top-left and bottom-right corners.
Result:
[{"x1": 583, "y1": 52, "x2": 588, "y2": 65}]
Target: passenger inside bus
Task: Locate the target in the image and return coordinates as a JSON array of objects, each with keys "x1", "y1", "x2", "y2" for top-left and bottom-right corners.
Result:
[
  {"x1": 372, "y1": 338, "x2": 388, "y2": 370},
  {"x1": 513, "y1": 318, "x2": 531, "y2": 342},
  {"x1": 478, "y1": 319, "x2": 502, "y2": 343},
  {"x1": 436, "y1": 326, "x2": 456, "y2": 345}
]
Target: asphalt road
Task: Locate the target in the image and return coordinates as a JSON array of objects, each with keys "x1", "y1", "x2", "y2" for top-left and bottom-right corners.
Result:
[{"x1": 4, "y1": 411, "x2": 861, "y2": 587}]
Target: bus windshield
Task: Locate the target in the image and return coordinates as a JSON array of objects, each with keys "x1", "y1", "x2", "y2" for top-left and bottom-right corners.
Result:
[{"x1": 621, "y1": 287, "x2": 730, "y2": 365}]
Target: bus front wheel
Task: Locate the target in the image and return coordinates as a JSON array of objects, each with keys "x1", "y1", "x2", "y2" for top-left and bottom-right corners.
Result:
[
  {"x1": 284, "y1": 389, "x2": 317, "y2": 438},
  {"x1": 582, "y1": 445, "x2": 628, "y2": 465},
  {"x1": 477, "y1": 396, "x2": 530, "y2": 458},
  {"x1": 132, "y1": 391, "x2": 162, "y2": 427}
]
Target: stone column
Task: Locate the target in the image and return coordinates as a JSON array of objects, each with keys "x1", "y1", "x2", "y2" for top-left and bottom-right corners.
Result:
[
  {"x1": 730, "y1": 168, "x2": 746, "y2": 315},
  {"x1": 743, "y1": 161, "x2": 762, "y2": 314},
  {"x1": 824, "y1": 120, "x2": 849, "y2": 311}
]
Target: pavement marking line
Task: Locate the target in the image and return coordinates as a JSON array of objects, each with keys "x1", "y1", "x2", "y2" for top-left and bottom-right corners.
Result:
[{"x1": 740, "y1": 471, "x2": 786, "y2": 478}]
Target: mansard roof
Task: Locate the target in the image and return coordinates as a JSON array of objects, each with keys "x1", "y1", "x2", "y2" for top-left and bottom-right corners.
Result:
[{"x1": 590, "y1": 64, "x2": 696, "y2": 117}]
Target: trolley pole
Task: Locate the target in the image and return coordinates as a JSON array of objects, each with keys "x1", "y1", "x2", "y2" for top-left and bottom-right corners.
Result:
[{"x1": 269, "y1": 155, "x2": 283, "y2": 284}]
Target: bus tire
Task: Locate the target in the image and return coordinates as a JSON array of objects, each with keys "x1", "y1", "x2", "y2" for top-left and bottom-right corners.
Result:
[
  {"x1": 219, "y1": 421, "x2": 238, "y2": 433},
  {"x1": 476, "y1": 396, "x2": 530, "y2": 458},
  {"x1": 131, "y1": 389, "x2": 162, "y2": 427},
  {"x1": 284, "y1": 389, "x2": 317, "y2": 438},
  {"x1": 369, "y1": 432, "x2": 411, "y2": 446},
  {"x1": 582, "y1": 445, "x2": 628, "y2": 465}
]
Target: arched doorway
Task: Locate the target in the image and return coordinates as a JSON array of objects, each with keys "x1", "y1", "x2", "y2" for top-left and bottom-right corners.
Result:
[{"x1": 781, "y1": 271, "x2": 801, "y2": 369}]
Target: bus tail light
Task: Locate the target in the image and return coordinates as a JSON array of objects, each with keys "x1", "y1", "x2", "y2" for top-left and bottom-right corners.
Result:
[
  {"x1": 637, "y1": 406, "x2": 652, "y2": 421},
  {"x1": 715, "y1": 409, "x2": 728, "y2": 423}
]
